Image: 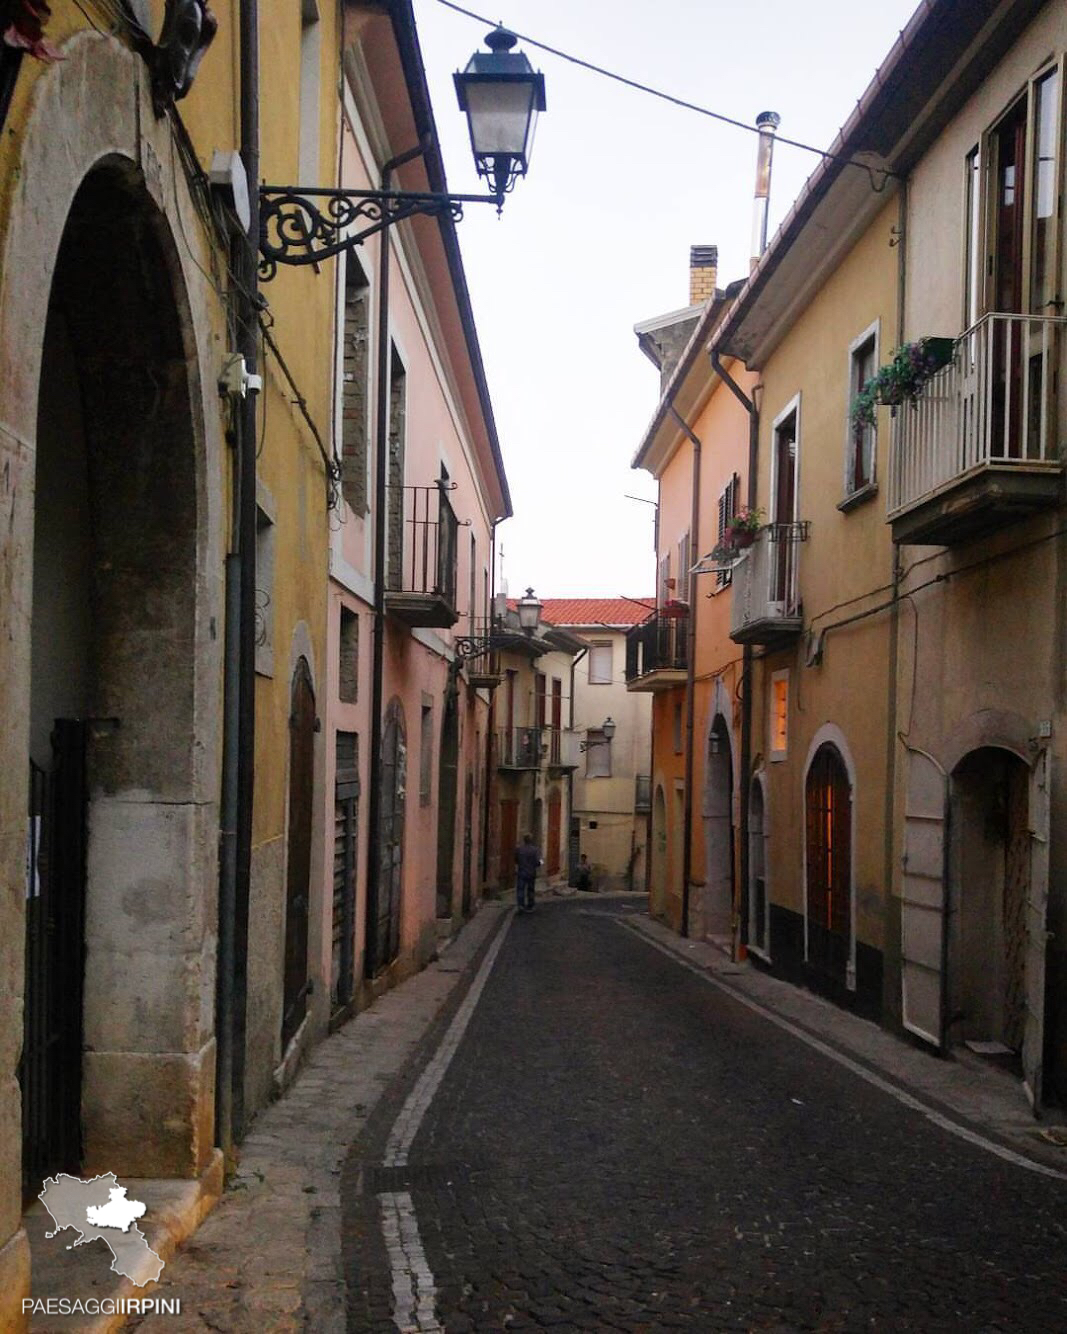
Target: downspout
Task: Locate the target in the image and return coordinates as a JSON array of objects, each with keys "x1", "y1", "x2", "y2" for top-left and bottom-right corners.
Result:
[
  {"x1": 668, "y1": 407, "x2": 701, "y2": 939},
  {"x1": 885, "y1": 178, "x2": 908, "y2": 1027},
  {"x1": 480, "y1": 518, "x2": 498, "y2": 900},
  {"x1": 710, "y1": 349, "x2": 758, "y2": 962},
  {"x1": 218, "y1": 0, "x2": 261, "y2": 1152},
  {"x1": 567, "y1": 644, "x2": 588, "y2": 885},
  {"x1": 364, "y1": 139, "x2": 429, "y2": 978}
]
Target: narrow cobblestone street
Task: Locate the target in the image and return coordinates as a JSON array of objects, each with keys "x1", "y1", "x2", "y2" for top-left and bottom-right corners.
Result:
[{"x1": 343, "y1": 898, "x2": 1067, "y2": 1332}]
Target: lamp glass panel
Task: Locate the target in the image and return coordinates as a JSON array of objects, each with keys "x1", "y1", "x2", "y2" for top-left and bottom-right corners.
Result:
[{"x1": 464, "y1": 80, "x2": 537, "y2": 159}]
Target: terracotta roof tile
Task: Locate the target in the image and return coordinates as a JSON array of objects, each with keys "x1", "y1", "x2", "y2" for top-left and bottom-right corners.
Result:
[{"x1": 538, "y1": 597, "x2": 655, "y2": 628}]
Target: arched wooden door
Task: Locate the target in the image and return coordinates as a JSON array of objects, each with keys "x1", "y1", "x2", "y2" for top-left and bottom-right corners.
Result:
[
  {"x1": 805, "y1": 743, "x2": 852, "y2": 995},
  {"x1": 282, "y1": 658, "x2": 315, "y2": 1049}
]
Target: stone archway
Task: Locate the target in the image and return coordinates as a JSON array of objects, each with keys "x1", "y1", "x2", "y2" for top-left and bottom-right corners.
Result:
[
  {"x1": 0, "y1": 33, "x2": 223, "y2": 1318},
  {"x1": 23, "y1": 159, "x2": 214, "y2": 1183},
  {"x1": 948, "y1": 747, "x2": 1031, "y2": 1060}
]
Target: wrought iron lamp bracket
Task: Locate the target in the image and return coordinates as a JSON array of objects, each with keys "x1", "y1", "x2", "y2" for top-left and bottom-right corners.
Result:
[{"x1": 258, "y1": 185, "x2": 504, "y2": 281}]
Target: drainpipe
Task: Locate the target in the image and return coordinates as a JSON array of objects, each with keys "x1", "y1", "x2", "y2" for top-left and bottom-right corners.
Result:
[
  {"x1": 216, "y1": 0, "x2": 261, "y2": 1154},
  {"x1": 710, "y1": 350, "x2": 758, "y2": 961},
  {"x1": 668, "y1": 407, "x2": 701, "y2": 939},
  {"x1": 364, "y1": 139, "x2": 428, "y2": 978},
  {"x1": 567, "y1": 644, "x2": 588, "y2": 884},
  {"x1": 884, "y1": 178, "x2": 908, "y2": 1026}
]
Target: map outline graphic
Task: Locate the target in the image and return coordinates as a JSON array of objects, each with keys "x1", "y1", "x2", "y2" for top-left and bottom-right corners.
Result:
[{"x1": 39, "y1": 1172, "x2": 165, "y2": 1287}]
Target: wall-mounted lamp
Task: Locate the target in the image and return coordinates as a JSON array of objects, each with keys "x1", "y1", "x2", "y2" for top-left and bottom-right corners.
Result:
[{"x1": 580, "y1": 717, "x2": 616, "y2": 751}]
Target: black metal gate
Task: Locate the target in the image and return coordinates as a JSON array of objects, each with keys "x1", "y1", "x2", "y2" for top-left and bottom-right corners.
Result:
[{"x1": 22, "y1": 720, "x2": 87, "y2": 1200}]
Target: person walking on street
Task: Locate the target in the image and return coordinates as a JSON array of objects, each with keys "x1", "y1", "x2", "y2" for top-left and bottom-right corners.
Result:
[{"x1": 514, "y1": 834, "x2": 542, "y2": 913}]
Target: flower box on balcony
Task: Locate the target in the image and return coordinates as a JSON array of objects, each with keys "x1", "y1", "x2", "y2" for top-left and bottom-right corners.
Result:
[{"x1": 852, "y1": 336, "x2": 956, "y2": 431}]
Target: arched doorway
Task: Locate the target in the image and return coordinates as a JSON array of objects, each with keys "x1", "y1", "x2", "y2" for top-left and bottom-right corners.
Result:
[
  {"x1": 650, "y1": 785, "x2": 667, "y2": 919},
  {"x1": 282, "y1": 659, "x2": 315, "y2": 1050},
  {"x1": 948, "y1": 748, "x2": 1030, "y2": 1060},
  {"x1": 748, "y1": 774, "x2": 769, "y2": 956},
  {"x1": 703, "y1": 714, "x2": 734, "y2": 936},
  {"x1": 369, "y1": 699, "x2": 406, "y2": 973},
  {"x1": 23, "y1": 162, "x2": 205, "y2": 1186},
  {"x1": 804, "y1": 742, "x2": 852, "y2": 996}
]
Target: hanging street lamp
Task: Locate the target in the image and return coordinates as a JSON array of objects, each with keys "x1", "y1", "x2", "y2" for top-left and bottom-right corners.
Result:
[
  {"x1": 516, "y1": 586, "x2": 544, "y2": 636},
  {"x1": 454, "y1": 26, "x2": 546, "y2": 199},
  {"x1": 258, "y1": 26, "x2": 546, "y2": 280}
]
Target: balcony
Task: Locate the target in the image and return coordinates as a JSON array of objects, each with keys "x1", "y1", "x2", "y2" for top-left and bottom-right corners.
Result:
[
  {"x1": 546, "y1": 727, "x2": 580, "y2": 772},
  {"x1": 888, "y1": 313, "x2": 1067, "y2": 546},
  {"x1": 624, "y1": 608, "x2": 688, "y2": 692},
  {"x1": 497, "y1": 726, "x2": 542, "y2": 771},
  {"x1": 729, "y1": 522, "x2": 807, "y2": 647},
  {"x1": 385, "y1": 483, "x2": 460, "y2": 628}
]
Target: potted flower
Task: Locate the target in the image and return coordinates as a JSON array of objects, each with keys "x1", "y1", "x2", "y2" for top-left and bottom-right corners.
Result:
[
  {"x1": 724, "y1": 505, "x2": 764, "y2": 550},
  {"x1": 851, "y1": 336, "x2": 956, "y2": 433}
]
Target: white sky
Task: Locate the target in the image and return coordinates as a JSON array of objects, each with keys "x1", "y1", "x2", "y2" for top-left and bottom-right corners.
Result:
[{"x1": 413, "y1": 0, "x2": 919, "y2": 599}]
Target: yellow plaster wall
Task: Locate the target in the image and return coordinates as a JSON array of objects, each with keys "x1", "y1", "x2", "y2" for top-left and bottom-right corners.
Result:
[{"x1": 753, "y1": 195, "x2": 899, "y2": 951}]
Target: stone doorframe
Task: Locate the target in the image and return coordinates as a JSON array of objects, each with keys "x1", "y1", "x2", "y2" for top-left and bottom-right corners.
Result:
[{"x1": 0, "y1": 32, "x2": 226, "y2": 1312}]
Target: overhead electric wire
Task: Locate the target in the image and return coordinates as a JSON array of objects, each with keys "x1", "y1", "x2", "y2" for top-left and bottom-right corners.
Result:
[{"x1": 435, "y1": 0, "x2": 898, "y2": 188}]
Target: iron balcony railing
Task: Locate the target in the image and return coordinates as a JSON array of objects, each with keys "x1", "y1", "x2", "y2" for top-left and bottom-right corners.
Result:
[
  {"x1": 497, "y1": 725, "x2": 542, "y2": 769},
  {"x1": 729, "y1": 522, "x2": 807, "y2": 639},
  {"x1": 624, "y1": 607, "x2": 689, "y2": 681},
  {"x1": 394, "y1": 482, "x2": 460, "y2": 609},
  {"x1": 889, "y1": 312, "x2": 1067, "y2": 516}
]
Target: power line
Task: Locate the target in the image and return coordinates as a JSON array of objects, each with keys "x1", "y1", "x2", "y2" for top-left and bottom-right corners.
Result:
[{"x1": 434, "y1": 0, "x2": 897, "y2": 190}]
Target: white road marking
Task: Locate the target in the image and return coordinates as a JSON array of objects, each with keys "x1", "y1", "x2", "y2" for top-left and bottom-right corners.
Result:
[
  {"x1": 619, "y1": 918, "x2": 1067, "y2": 1183},
  {"x1": 380, "y1": 910, "x2": 515, "y2": 1331},
  {"x1": 380, "y1": 1190, "x2": 441, "y2": 1333}
]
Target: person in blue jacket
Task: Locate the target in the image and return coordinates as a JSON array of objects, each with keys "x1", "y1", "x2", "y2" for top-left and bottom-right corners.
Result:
[{"x1": 514, "y1": 834, "x2": 542, "y2": 914}]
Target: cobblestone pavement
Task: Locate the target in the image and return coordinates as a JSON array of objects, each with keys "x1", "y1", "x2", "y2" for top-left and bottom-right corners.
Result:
[{"x1": 343, "y1": 899, "x2": 1067, "y2": 1332}]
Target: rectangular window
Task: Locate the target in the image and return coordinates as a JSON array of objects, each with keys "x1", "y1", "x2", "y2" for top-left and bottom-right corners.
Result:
[
  {"x1": 715, "y1": 473, "x2": 741, "y2": 590},
  {"x1": 338, "y1": 606, "x2": 358, "y2": 703},
  {"x1": 677, "y1": 531, "x2": 691, "y2": 599},
  {"x1": 673, "y1": 701, "x2": 683, "y2": 754},
  {"x1": 1031, "y1": 66, "x2": 1061, "y2": 317},
  {"x1": 846, "y1": 325, "x2": 878, "y2": 498},
  {"x1": 386, "y1": 347, "x2": 407, "y2": 590},
  {"x1": 658, "y1": 552, "x2": 671, "y2": 606},
  {"x1": 420, "y1": 697, "x2": 433, "y2": 806},
  {"x1": 588, "y1": 641, "x2": 612, "y2": 685},
  {"x1": 585, "y1": 729, "x2": 611, "y2": 778},
  {"x1": 770, "y1": 670, "x2": 789, "y2": 760},
  {"x1": 340, "y1": 256, "x2": 370, "y2": 514}
]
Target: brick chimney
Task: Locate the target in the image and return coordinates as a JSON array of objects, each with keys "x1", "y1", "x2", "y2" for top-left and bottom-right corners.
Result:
[{"x1": 689, "y1": 244, "x2": 718, "y2": 306}]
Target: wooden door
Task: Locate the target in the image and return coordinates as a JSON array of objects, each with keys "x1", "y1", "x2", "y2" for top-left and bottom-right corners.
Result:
[
  {"x1": 805, "y1": 744, "x2": 851, "y2": 994},
  {"x1": 283, "y1": 659, "x2": 315, "y2": 1049},
  {"x1": 372, "y1": 701, "x2": 406, "y2": 972},
  {"x1": 772, "y1": 413, "x2": 797, "y2": 603},
  {"x1": 547, "y1": 791, "x2": 561, "y2": 876},
  {"x1": 992, "y1": 99, "x2": 1027, "y2": 455}
]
